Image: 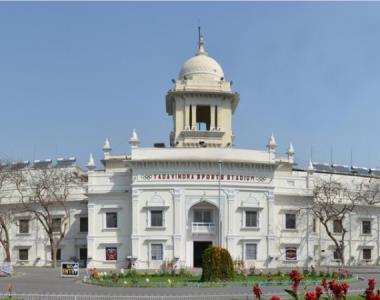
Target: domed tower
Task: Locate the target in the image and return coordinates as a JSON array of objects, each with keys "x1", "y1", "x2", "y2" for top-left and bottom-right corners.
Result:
[{"x1": 166, "y1": 31, "x2": 240, "y2": 148}]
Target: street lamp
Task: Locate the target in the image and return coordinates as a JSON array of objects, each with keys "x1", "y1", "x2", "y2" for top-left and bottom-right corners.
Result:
[{"x1": 218, "y1": 160, "x2": 222, "y2": 247}]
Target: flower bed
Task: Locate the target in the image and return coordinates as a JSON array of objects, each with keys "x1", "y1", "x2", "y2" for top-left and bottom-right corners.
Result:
[{"x1": 84, "y1": 268, "x2": 355, "y2": 288}]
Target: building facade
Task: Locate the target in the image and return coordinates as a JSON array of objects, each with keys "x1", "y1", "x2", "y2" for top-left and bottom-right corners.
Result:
[
  {"x1": 1, "y1": 34, "x2": 380, "y2": 270},
  {"x1": 85, "y1": 34, "x2": 380, "y2": 270},
  {"x1": 0, "y1": 159, "x2": 88, "y2": 267}
]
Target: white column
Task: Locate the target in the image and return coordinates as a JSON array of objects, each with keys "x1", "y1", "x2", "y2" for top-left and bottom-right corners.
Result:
[
  {"x1": 225, "y1": 189, "x2": 238, "y2": 255},
  {"x1": 217, "y1": 106, "x2": 222, "y2": 130},
  {"x1": 87, "y1": 203, "x2": 96, "y2": 267},
  {"x1": 184, "y1": 104, "x2": 190, "y2": 130},
  {"x1": 191, "y1": 105, "x2": 197, "y2": 130},
  {"x1": 173, "y1": 188, "x2": 184, "y2": 262},
  {"x1": 131, "y1": 189, "x2": 141, "y2": 262},
  {"x1": 210, "y1": 105, "x2": 216, "y2": 130},
  {"x1": 266, "y1": 191, "x2": 276, "y2": 268}
]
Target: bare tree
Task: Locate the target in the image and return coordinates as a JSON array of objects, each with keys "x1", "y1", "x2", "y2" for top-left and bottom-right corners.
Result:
[
  {"x1": 0, "y1": 162, "x2": 15, "y2": 262},
  {"x1": 13, "y1": 165, "x2": 83, "y2": 267},
  {"x1": 0, "y1": 163, "x2": 12, "y2": 262},
  {"x1": 311, "y1": 176, "x2": 358, "y2": 265},
  {"x1": 311, "y1": 175, "x2": 380, "y2": 265}
]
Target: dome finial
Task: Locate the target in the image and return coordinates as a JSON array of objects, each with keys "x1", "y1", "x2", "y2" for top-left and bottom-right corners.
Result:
[{"x1": 197, "y1": 26, "x2": 207, "y2": 56}]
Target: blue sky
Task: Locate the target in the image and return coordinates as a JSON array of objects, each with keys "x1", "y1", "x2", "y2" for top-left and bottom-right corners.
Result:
[{"x1": 1, "y1": 2, "x2": 380, "y2": 169}]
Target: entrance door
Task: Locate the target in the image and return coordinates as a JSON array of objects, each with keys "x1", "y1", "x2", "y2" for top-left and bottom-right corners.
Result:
[
  {"x1": 193, "y1": 241, "x2": 212, "y2": 267},
  {"x1": 79, "y1": 248, "x2": 87, "y2": 267}
]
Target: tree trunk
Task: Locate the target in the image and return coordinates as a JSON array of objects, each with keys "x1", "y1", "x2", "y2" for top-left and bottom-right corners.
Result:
[
  {"x1": 339, "y1": 244, "x2": 345, "y2": 266},
  {"x1": 4, "y1": 242, "x2": 11, "y2": 262},
  {"x1": 0, "y1": 222, "x2": 11, "y2": 262},
  {"x1": 49, "y1": 236, "x2": 56, "y2": 268}
]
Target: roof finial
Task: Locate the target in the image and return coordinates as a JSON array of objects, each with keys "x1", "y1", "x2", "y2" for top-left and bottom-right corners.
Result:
[
  {"x1": 87, "y1": 153, "x2": 96, "y2": 170},
  {"x1": 197, "y1": 26, "x2": 207, "y2": 56},
  {"x1": 129, "y1": 128, "x2": 140, "y2": 148}
]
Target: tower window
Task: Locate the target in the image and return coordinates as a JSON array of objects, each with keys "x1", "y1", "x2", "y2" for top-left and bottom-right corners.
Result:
[
  {"x1": 196, "y1": 105, "x2": 211, "y2": 130},
  {"x1": 215, "y1": 105, "x2": 218, "y2": 128}
]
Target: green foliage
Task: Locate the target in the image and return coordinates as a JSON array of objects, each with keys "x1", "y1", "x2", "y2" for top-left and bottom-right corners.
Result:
[
  {"x1": 200, "y1": 246, "x2": 234, "y2": 282},
  {"x1": 178, "y1": 267, "x2": 193, "y2": 279},
  {"x1": 303, "y1": 269, "x2": 310, "y2": 276},
  {"x1": 285, "y1": 288, "x2": 299, "y2": 300}
]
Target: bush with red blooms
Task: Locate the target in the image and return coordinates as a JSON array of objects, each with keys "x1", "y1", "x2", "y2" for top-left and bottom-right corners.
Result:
[
  {"x1": 270, "y1": 296, "x2": 281, "y2": 300},
  {"x1": 305, "y1": 291, "x2": 317, "y2": 300},
  {"x1": 315, "y1": 286, "x2": 323, "y2": 300},
  {"x1": 289, "y1": 270, "x2": 304, "y2": 293},
  {"x1": 253, "y1": 283, "x2": 263, "y2": 300},
  {"x1": 327, "y1": 279, "x2": 349, "y2": 300},
  {"x1": 364, "y1": 278, "x2": 380, "y2": 300}
]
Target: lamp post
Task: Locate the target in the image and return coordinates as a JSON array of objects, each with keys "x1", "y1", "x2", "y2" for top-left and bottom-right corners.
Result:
[{"x1": 218, "y1": 160, "x2": 222, "y2": 247}]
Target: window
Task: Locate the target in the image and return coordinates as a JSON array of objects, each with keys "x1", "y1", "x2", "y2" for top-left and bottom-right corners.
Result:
[
  {"x1": 19, "y1": 249, "x2": 28, "y2": 261},
  {"x1": 52, "y1": 218, "x2": 61, "y2": 233},
  {"x1": 80, "y1": 217, "x2": 88, "y2": 232},
  {"x1": 151, "y1": 244, "x2": 163, "y2": 260},
  {"x1": 312, "y1": 218, "x2": 316, "y2": 233},
  {"x1": 105, "y1": 247, "x2": 117, "y2": 261},
  {"x1": 19, "y1": 219, "x2": 29, "y2": 234},
  {"x1": 106, "y1": 212, "x2": 118, "y2": 228},
  {"x1": 245, "y1": 243, "x2": 257, "y2": 260},
  {"x1": 79, "y1": 248, "x2": 87, "y2": 261},
  {"x1": 285, "y1": 214, "x2": 296, "y2": 229},
  {"x1": 285, "y1": 247, "x2": 297, "y2": 261},
  {"x1": 196, "y1": 105, "x2": 211, "y2": 131},
  {"x1": 362, "y1": 221, "x2": 371, "y2": 235},
  {"x1": 194, "y1": 210, "x2": 212, "y2": 223},
  {"x1": 333, "y1": 249, "x2": 341, "y2": 260},
  {"x1": 363, "y1": 248, "x2": 372, "y2": 260},
  {"x1": 245, "y1": 211, "x2": 258, "y2": 228},
  {"x1": 56, "y1": 249, "x2": 61, "y2": 261},
  {"x1": 151, "y1": 210, "x2": 163, "y2": 227},
  {"x1": 333, "y1": 220, "x2": 343, "y2": 233}
]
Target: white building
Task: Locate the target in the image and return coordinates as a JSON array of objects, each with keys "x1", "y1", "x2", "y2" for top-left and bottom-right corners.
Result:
[
  {"x1": 1, "y1": 33, "x2": 380, "y2": 270},
  {"x1": 86, "y1": 34, "x2": 380, "y2": 270},
  {"x1": 0, "y1": 159, "x2": 88, "y2": 267}
]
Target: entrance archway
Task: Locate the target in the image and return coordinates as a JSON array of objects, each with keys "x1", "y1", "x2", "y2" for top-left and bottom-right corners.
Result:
[{"x1": 188, "y1": 201, "x2": 219, "y2": 268}]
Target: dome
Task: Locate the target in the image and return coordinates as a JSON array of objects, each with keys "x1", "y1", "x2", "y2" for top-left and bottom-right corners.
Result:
[
  {"x1": 179, "y1": 55, "x2": 224, "y2": 80},
  {"x1": 178, "y1": 34, "x2": 224, "y2": 80}
]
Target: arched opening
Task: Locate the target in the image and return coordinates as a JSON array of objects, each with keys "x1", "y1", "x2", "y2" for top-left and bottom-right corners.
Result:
[{"x1": 188, "y1": 201, "x2": 219, "y2": 267}]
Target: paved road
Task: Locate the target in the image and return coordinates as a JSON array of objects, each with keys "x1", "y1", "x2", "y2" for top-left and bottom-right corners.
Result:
[{"x1": 0, "y1": 267, "x2": 378, "y2": 297}]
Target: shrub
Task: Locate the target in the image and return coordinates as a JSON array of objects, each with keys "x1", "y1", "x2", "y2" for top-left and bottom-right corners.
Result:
[
  {"x1": 160, "y1": 259, "x2": 177, "y2": 275},
  {"x1": 178, "y1": 267, "x2": 193, "y2": 279},
  {"x1": 201, "y1": 246, "x2": 234, "y2": 282}
]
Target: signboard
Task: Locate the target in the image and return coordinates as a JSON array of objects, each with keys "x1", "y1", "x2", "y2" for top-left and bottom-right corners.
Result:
[
  {"x1": 61, "y1": 262, "x2": 79, "y2": 278},
  {"x1": 105, "y1": 247, "x2": 118, "y2": 261},
  {"x1": 134, "y1": 173, "x2": 271, "y2": 184},
  {"x1": 285, "y1": 247, "x2": 297, "y2": 261}
]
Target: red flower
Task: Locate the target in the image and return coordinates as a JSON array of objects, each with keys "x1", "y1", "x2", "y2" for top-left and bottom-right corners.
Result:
[
  {"x1": 365, "y1": 279, "x2": 377, "y2": 300},
  {"x1": 305, "y1": 291, "x2": 318, "y2": 300},
  {"x1": 322, "y1": 278, "x2": 328, "y2": 292},
  {"x1": 271, "y1": 296, "x2": 280, "y2": 300},
  {"x1": 253, "y1": 284, "x2": 262, "y2": 300},
  {"x1": 369, "y1": 279, "x2": 376, "y2": 291},
  {"x1": 289, "y1": 270, "x2": 303, "y2": 293},
  {"x1": 315, "y1": 287, "x2": 323, "y2": 300},
  {"x1": 341, "y1": 283, "x2": 349, "y2": 295}
]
